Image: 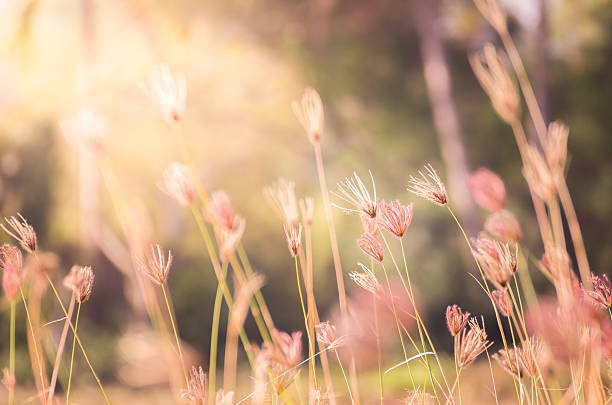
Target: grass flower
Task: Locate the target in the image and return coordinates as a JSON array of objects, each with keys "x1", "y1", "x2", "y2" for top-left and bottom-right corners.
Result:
[
  {"x1": 467, "y1": 167, "x2": 506, "y2": 212},
  {"x1": 63, "y1": 265, "x2": 95, "y2": 303},
  {"x1": 141, "y1": 65, "x2": 186, "y2": 124},
  {"x1": 539, "y1": 247, "x2": 571, "y2": 282},
  {"x1": 0, "y1": 245, "x2": 22, "y2": 301},
  {"x1": 349, "y1": 263, "x2": 381, "y2": 294},
  {"x1": 264, "y1": 178, "x2": 300, "y2": 228},
  {"x1": 407, "y1": 164, "x2": 447, "y2": 206},
  {"x1": 587, "y1": 273, "x2": 611, "y2": 309},
  {"x1": 284, "y1": 224, "x2": 302, "y2": 257},
  {"x1": 333, "y1": 170, "x2": 378, "y2": 218},
  {"x1": 205, "y1": 191, "x2": 240, "y2": 231},
  {"x1": 404, "y1": 388, "x2": 436, "y2": 405},
  {"x1": 60, "y1": 107, "x2": 108, "y2": 152},
  {"x1": 455, "y1": 318, "x2": 492, "y2": 368},
  {"x1": 544, "y1": 121, "x2": 569, "y2": 180},
  {"x1": 316, "y1": 321, "x2": 344, "y2": 349},
  {"x1": 357, "y1": 232, "x2": 384, "y2": 263},
  {"x1": 299, "y1": 197, "x2": 314, "y2": 225},
  {"x1": 138, "y1": 244, "x2": 173, "y2": 285},
  {"x1": 377, "y1": 200, "x2": 413, "y2": 239},
  {"x1": 469, "y1": 44, "x2": 519, "y2": 124},
  {"x1": 493, "y1": 337, "x2": 544, "y2": 378},
  {"x1": 523, "y1": 145, "x2": 556, "y2": 203},
  {"x1": 182, "y1": 366, "x2": 207, "y2": 405},
  {"x1": 215, "y1": 390, "x2": 233, "y2": 405},
  {"x1": 473, "y1": 237, "x2": 517, "y2": 289},
  {"x1": 214, "y1": 218, "x2": 246, "y2": 262},
  {"x1": 484, "y1": 209, "x2": 522, "y2": 243},
  {"x1": 292, "y1": 87, "x2": 324, "y2": 144},
  {"x1": 1, "y1": 213, "x2": 37, "y2": 253},
  {"x1": 446, "y1": 304, "x2": 470, "y2": 336},
  {"x1": 492, "y1": 288, "x2": 512, "y2": 317},
  {"x1": 159, "y1": 162, "x2": 196, "y2": 206}
]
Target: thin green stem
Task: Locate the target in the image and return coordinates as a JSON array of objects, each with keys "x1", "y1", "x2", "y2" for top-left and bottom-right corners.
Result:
[
  {"x1": 161, "y1": 283, "x2": 188, "y2": 386},
  {"x1": 8, "y1": 301, "x2": 15, "y2": 405},
  {"x1": 334, "y1": 349, "x2": 353, "y2": 404},
  {"x1": 373, "y1": 294, "x2": 383, "y2": 404},
  {"x1": 66, "y1": 301, "x2": 81, "y2": 404},
  {"x1": 209, "y1": 262, "x2": 228, "y2": 400},
  {"x1": 18, "y1": 288, "x2": 46, "y2": 405},
  {"x1": 294, "y1": 257, "x2": 317, "y2": 392}
]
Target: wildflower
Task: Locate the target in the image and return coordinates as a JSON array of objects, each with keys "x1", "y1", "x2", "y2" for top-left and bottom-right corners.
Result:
[
  {"x1": 292, "y1": 87, "x2": 324, "y2": 144},
  {"x1": 215, "y1": 390, "x2": 234, "y2": 405},
  {"x1": 1, "y1": 213, "x2": 37, "y2": 253},
  {"x1": 204, "y1": 191, "x2": 239, "y2": 231},
  {"x1": 473, "y1": 238, "x2": 517, "y2": 289},
  {"x1": 492, "y1": 288, "x2": 513, "y2": 317},
  {"x1": 473, "y1": 0, "x2": 507, "y2": 34},
  {"x1": 63, "y1": 265, "x2": 95, "y2": 303},
  {"x1": 0, "y1": 245, "x2": 22, "y2": 301},
  {"x1": 587, "y1": 273, "x2": 611, "y2": 309},
  {"x1": 350, "y1": 263, "x2": 381, "y2": 295},
  {"x1": 264, "y1": 178, "x2": 300, "y2": 228},
  {"x1": 493, "y1": 337, "x2": 544, "y2": 378},
  {"x1": 467, "y1": 167, "x2": 506, "y2": 212},
  {"x1": 455, "y1": 318, "x2": 492, "y2": 368},
  {"x1": 214, "y1": 218, "x2": 246, "y2": 262},
  {"x1": 357, "y1": 232, "x2": 384, "y2": 263},
  {"x1": 523, "y1": 145, "x2": 556, "y2": 202},
  {"x1": 315, "y1": 321, "x2": 344, "y2": 349},
  {"x1": 60, "y1": 107, "x2": 108, "y2": 152},
  {"x1": 539, "y1": 247, "x2": 571, "y2": 281},
  {"x1": 377, "y1": 200, "x2": 413, "y2": 239},
  {"x1": 284, "y1": 224, "x2": 302, "y2": 257},
  {"x1": 182, "y1": 366, "x2": 207, "y2": 405},
  {"x1": 360, "y1": 213, "x2": 378, "y2": 235},
  {"x1": 333, "y1": 171, "x2": 378, "y2": 218},
  {"x1": 267, "y1": 329, "x2": 302, "y2": 367},
  {"x1": 299, "y1": 197, "x2": 314, "y2": 226},
  {"x1": 446, "y1": 305, "x2": 470, "y2": 336},
  {"x1": 484, "y1": 209, "x2": 522, "y2": 243},
  {"x1": 138, "y1": 244, "x2": 173, "y2": 285},
  {"x1": 407, "y1": 164, "x2": 447, "y2": 206},
  {"x1": 141, "y1": 65, "x2": 187, "y2": 124},
  {"x1": 158, "y1": 162, "x2": 195, "y2": 206},
  {"x1": 469, "y1": 44, "x2": 519, "y2": 125},
  {"x1": 544, "y1": 121, "x2": 569, "y2": 181}
]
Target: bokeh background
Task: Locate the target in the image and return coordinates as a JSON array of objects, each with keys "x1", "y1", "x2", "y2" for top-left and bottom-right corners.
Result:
[{"x1": 0, "y1": 0, "x2": 611, "y2": 402}]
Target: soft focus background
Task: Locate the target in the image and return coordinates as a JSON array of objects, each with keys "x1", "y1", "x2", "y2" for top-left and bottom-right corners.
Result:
[{"x1": 0, "y1": 0, "x2": 611, "y2": 402}]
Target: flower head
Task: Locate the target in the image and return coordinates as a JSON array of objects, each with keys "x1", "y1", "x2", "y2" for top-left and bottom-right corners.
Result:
[
  {"x1": 158, "y1": 162, "x2": 195, "y2": 206},
  {"x1": 284, "y1": 224, "x2": 302, "y2": 257},
  {"x1": 539, "y1": 247, "x2": 571, "y2": 282},
  {"x1": 141, "y1": 65, "x2": 187, "y2": 124},
  {"x1": 0, "y1": 245, "x2": 22, "y2": 301},
  {"x1": 492, "y1": 288, "x2": 513, "y2": 317},
  {"x1": 587, "y1": 273, "x2": 611, "y2": 309},
  {"x1": 267, "y1": 329, "x2": 303, "y2": 367},
  {"x1": 215, "y1": 390, "x2": 234, "y2": 405},
  {"x1": 473, "y1": 237, "x2": 517, "y2": 289},
  {"x1": 333, "y1": 171, "x2": 378, "y2": 218},
  {"x1": 182, "y1": 366, "x2": 207, "y2": 405},
  {"x1": 299, "y1": 197, "x2": 314, "y2": 225},
  {"x1": 493, "y1": 337, "x2": 544, "y2": 378},
  {"x1": 469, "y1": 44, "x2": 518, "y2": 124},
  {"x1": 377, "y1": 200, "x2": 413, "y2": 239},
  {"x1": 349, "y1": 263, "x2": 381, "y2": 295},
  {"x1": 407, "y1": 164, "x2": 447, "y2": 206},
  {"x1": 523, "y1": 145, "x2": 556, "y2": 202},
  {"x1": 60, "y1": 107, "x2": 108, "y2": 152},
  {"x1": 1, "y1": 213, "x2": 37, "y2": 253},
  {"x1": 315, "y1": 321, "x2": 344, "y2": 349},
  {"x1": 138, "y1": 244, "x2": 173, "y2": 285},
  {"x1": 264, "y1": 178, "x2": 300, "y2": 228},
  {"x1": 544, "y1": 121, "x2": 569, "y2": 180},
  {"x1": 484, "y1": 209, "x2": 522, "y2": 243},
  {"x1": 292, "y1": 87, "x2": 324, "y2": 144},
  {"x1": 63, "y1": 265, "x2": 94, "y2": 303},
  {"x1": 357, "y1": 232, "x2": 384, "y2": 263},
  {"x1": 455, "y1": 318, "x2": 492, "y2": 368},
  {"x1": 467, "y1": 167, "x2": 506, "y2": 212},
  {"x1": 446, "y1": 305, "x2": 470, "y2": 336},
  {"x1": 204, "y1": 191, "x2": 239, "y2": 231},
  {"x1": 214, "y1": 218, "x2": 246, "y2": 262}
]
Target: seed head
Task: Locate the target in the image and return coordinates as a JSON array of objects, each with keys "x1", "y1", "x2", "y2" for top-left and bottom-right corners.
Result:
[
  {"x1": 292, "y1": 87, "x2": 324, "y2": 144},
  {"x1": 182, "y1": 366, "x2": 207, "y2": 405},
  {"x1": 544, "y1": 121, "x2": 569, "y2": 181},
  {"x1": 493, "y1": 337, "x2": 544, "y2": 378},
  {"x1": 0, "y1": 244, "x2": 22, "y2": 301},
  {"x1": 215, "y1": 390, "x2": 234, "y2": 405},
  {"x1": 1, "y1": 213, "x2": 37, "y2": 253},
  {"x1": 377, "y1": 200, "x2": 413, "y2": 239},
  {"x1": 523, "y1": 145, "x2": 556, "y2": 202},
  {"x1": 60, "y1": 107, "x2": 108, "y2": 152},
  {"x1": 360, "y1": 213, "x2": 379, "y2": 235},
  {"x1": 158, "y1": 162, "x2": 195, "y2": 206},
  {"x1": 357, "y1": 232, "x2": 384, "y2": 263},
  {"x1": 299, "y1": 197, "x2": 314, "y2": 225},
  {"x1": 469, "y1": 44, "x2": 519, "y2": 125},
  {"x1": 267, "y1": 329, "x2": 303, "y2": 367},
  {"x1": 587, "y1": 273, "x2": 611, "y2": 309},
  {"x1": 214, "y1": 218, "x2": 246, "y2": 263},
  {"x1": 284, "y1": 224, "x2": 302, "y2": 257},
  {"x1": 539, "y1": 247, "x2": 571, "y2": 282},
  {"x1": 138, "y1": 244, "x2": 173, "y2": 285},
  {"x1": 473, "y1": 238, "x2": 517, "y2": 289},
  {"x1": 264, "y1": 178, "x2": 300, "y2": 228},
  {"x1": 446, "y1": 304, "x2": 470, "y2": 336},
  {"x1": 455, "y1": 318, "x2": 492, "y2": 368},
  {"x1": 492, "y1": 288, "x2": 513, "y2": 317},
  {"x1": 204, "y1": 191, "x2": 240, "y2": 231},
  {"x1": 467, "y1": 167, "x2": 506, "y2": 212},
  {"x1": 141, "y1": 65, "x2": 187, "y2": 124},
  {"x1": 349, "y1": 263, "x2": 381, "y2": 295},
  {"x1": 63, "y1": 265, "x2": 95, "y2": 303},
  {"x1": 473, "y1": 0, "x2": 507, "y2": 33},
  {"x1": 333, "y1": 170, "x2": 378, "y2": 218},
  {"x1": 315, "y1": 321, "x2": 344, "y2": 349},
  {"x1": 484, "y1": 209, "x2": 522, "y2": 243},
  {"x1": 407, "y1": 164, "x2": 447, "y2": 206}
]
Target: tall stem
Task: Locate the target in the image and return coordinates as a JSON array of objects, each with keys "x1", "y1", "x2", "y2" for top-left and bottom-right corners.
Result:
[
  {"x1": 373, "y1": 294, "x2": 383, "y2": 404},
  {"x1": 19, "y1": 288, "x2": 47, "y2": 405},
  {"x1": 161, "y1": 283, "x2": 188, "y2": 386},
  {"x1": 334, "y1": 349, "x2": 353, "y2": 404},
  {"x1": 48, "y1": 295, "x2": 75, "y2": 403},
  {"x1": 209, "y1": 263, "x2": 228, "y2": 400},
  {"x1": 66, "y1": 301, "x2": 81, "y2": 404},
  {"x1": 294, "y1": 256, "x2": 317, "y2": 393},
  {"x1": 8, "y1": 301, "x2": 15, "y2": 405}
]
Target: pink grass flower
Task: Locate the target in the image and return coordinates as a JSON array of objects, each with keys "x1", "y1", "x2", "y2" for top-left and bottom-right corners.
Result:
[
  {"x1": 407, "y1": 164, "x2": 447, "y2": 206},
  {"x1": 159, "y1": 162, "x2": 196, "y2": 206},
  {"x1": 1, "y1": 213, "x2": 37, "y2": 253},
  {"x1": 484, "y1": 209, "x2": 522, "y2": 243},
  {"x1": 446, "y1": 304, "x2": 470, "y2": 336},
  {"x1": 467, "y1": 167, "x2": 506, "y2": 212},
  {"x1": 292, "y1": 87, "x2": 324, "y2": 144},
  {"x1": 333, "y1": 171, "x2": 378, "y2": 218},
  {"x1": 357, "y1": 232, "x2": 384, "y2": 263},
  {"x1": 0, "y1": 245, "x2": 23, "y2": 301},
  {"x1": 377, "y1": 200, "x2": 413, "y2": 239},
  {"x1": 141, "y1": 65, "x2": 186, "y2": 124}
]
